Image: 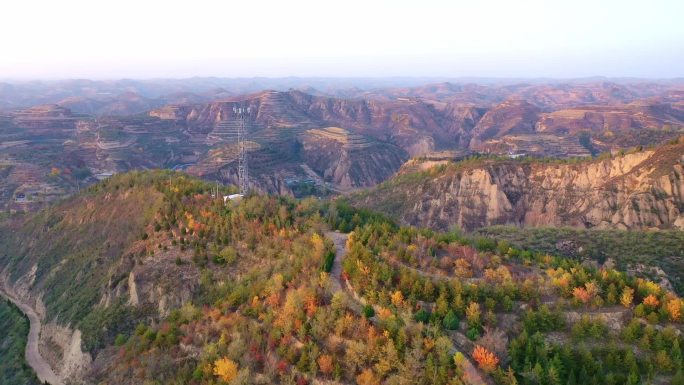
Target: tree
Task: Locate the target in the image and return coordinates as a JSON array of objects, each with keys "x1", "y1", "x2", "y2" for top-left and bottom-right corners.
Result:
[
  {"x1": 656, "y1": 349, "x2": 674, "y2": 372},
  {"x1": 472, "y1": 345, "x2": 499, "y2": 372},
  {"x1": 443, "y1": 310, "x2": 460, "y2": 330},
  {"x1": 643, "y1": 294, "x2": 660, "y2": 309},
  {"x1": 317, "y1": 354, "x2": 333, "y2": 375},
  {"x1": 572, "y1": 287, "x2": 591, "y2": 305},
  {"x1": 414, "y1": 309, "x2": 429, "y2": 323},
  {"x1": 311, "y1": 233, "x2": 325, "y2": 261},
  {"x1": 435, "y1": 291, "x2": 449, "y2": 317},
  {"x1": 356, "y1": 368, "x2": 380, "y2": 385},
  {"x1": 466, "y1": 302, "x2": 481, "y2": 327},
  {"x1": 621, "y1": 287, "x2": 634, "y2": 308},
  {"x1": 667, "y1": 299, "x2": 682, "y2": 321},
  {"x1": 672, "y1": 339, "x2": 682, "y2": 367},
  {"x1": 213, "y1": 357, "x2": 238, "y2": 382},
  {"x1": 391, "y1": 290, "x2": 404, "y2": 307},
  {"x1": 455, "y1": 258, "x2": 473, "y2": 278}
]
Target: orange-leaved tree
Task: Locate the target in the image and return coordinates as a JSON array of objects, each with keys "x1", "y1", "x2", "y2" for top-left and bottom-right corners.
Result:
[
  {"x1": 317, "y1": 354, "x2": 334, "y2": 375},
  {"x1": 643, "y1": 294, "x2": 660, "y2": 309},
  {"x1": 666, "y1": 299, "x2": 682, "y2": 321},
  {"x1": 572, "y1": 287, "x2": 592, "y2": 305},
  {"x1": 472, "y1": 345, "x2": 499, "y2": 372}
]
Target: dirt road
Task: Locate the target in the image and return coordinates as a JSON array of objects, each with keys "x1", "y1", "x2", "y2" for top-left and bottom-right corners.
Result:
[
  {"x1": 0, "y1": 289, "x2": 62, "y2": 385},
  {"x1": 326, "y1": 231, "x2": 348, "y2": 294}
]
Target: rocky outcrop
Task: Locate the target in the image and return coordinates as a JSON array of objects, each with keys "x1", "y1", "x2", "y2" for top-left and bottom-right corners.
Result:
[
  {"x1": 350, "y1": 139, "x2": 684, "y2": 232},
  {"x1": 101, "y1": 255, "x2": 199, "y2": 318}
]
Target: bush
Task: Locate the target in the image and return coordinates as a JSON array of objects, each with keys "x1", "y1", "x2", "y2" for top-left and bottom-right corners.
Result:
[
  {"x1": 322, "y1": 250, "x2": 335, "y2": 272},
  {"x1": 114, "y1": 333, "x2": 127, "y2": 346},
  {"x1": 215, "y1": 246, "x2": 237, "y2": 265},
  {"x1": 362, "y1": 304, "x2": 375, "y2": 318},
  {"x1": 475, "y1": 237, "x2": 496, "y2": 252},
  {"x1": 414, "y1": 309, "x2": 430, "y2": 323},
  {"x1": 466, "y1": 327, "x2": 481, "y2": 341}
]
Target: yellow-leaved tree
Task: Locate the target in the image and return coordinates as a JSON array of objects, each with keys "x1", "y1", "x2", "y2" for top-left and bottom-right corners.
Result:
[
  {"x1": 620, "y1": 287, "x2": 634, "y2": 308},
  {"x1": 466, "y1": 302, "x2": 481, "y2": 326},
  {"x1": 213, "y1": 357, "x2": 238, "y2": 382}
]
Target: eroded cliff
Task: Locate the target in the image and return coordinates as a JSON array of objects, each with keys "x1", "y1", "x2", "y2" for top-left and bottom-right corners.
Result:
[{"x1": 350, "y1": 138, "x2": 684, "y2": 231}]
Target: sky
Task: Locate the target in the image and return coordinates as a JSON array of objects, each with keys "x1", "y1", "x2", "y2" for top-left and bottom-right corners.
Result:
[{"x1": 2, "y1": 0, "x2": 683, "y2": 79}]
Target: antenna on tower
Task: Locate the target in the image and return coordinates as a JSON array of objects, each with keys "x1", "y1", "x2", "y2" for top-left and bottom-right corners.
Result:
[{"x1": 236, "y1": 104, "x2": 250, "y2": 195}]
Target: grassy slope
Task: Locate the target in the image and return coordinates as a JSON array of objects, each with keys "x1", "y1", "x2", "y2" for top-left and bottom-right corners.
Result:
[{"x1": 0, "y1": 299, "x2": 40, "y2": 385}]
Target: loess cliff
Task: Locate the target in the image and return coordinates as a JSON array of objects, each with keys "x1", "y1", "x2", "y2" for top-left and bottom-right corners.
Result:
[{"x1": 349, "y1": 137, "x2": 684, "y2": 232}]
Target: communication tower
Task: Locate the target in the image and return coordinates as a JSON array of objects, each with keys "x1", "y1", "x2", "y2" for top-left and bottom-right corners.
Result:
[{"x1": 234, "y1": 105, "x2": 250, "y2": 194}]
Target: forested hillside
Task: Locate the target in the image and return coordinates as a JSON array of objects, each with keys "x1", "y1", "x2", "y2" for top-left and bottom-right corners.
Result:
[{"x1": 2, "y1": 171, "x2": 684, "y2": 384}]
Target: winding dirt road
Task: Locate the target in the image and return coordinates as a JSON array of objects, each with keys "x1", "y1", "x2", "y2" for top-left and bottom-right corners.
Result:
[{"x1": 0, "y1": 288, "x2": 62, "y2": 385}]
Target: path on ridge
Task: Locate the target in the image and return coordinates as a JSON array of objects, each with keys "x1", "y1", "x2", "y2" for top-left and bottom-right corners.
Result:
[
  {"x1": 324, "y1": 231, "x2": 488, "y2": 385},
  {"x1": 326, "y1": 231, "x2": 349, "y2": 295},
  {"x1": 0, "y1": 288, "x2": 62, "y2": 385}
]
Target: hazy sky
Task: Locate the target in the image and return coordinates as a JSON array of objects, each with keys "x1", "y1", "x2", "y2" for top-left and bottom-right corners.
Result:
[{"x1": 2, "y1": 0, "x2": 682, "y2": 79}]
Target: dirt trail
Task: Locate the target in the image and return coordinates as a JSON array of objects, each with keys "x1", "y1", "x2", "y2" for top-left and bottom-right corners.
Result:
[
  {"x1": 324, "y1": 231, "x2": 489, "y2": 385},
  {"x1": 326, "y1": 231, "x2": 348, "y2": 294},
  {"x1": 0, "y1": 288, "x2": 62, "y2": 385}
]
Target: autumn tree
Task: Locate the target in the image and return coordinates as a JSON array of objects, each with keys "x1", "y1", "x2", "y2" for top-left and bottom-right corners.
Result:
[
  {"x1": 466, "y1": 302, "x2": 481, "y2": 327},
  {"x1": 643, "y1": 294, "x2": 660, "y2": 309},
  {"x1": 455, "y1": 258, "x2": 473, "y2": 278},
  {"x1": 667, "y1": 299, "x2": 682, "y2": 322},
  {"x1": 317, "y1": 354, "x2": 333, "y2": 376},
  {"x1": 356, "y1": 368, "x2": 380, "y2": 385},
  {"x1": 472, "y1": 345, "x2": 499, "y2": 372},
  {"x1": 572, "y1": 287, "x2": 591, "y2": 305},
  {"x1": 213, "y1": 357, "x2": 238, "y2": 382},
  {"x1": 621, "y1": 287, "x2": 634, "y2": 308},
  {"x1": 391, "y1": 290, "x2": 404, "y2": 307}
]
